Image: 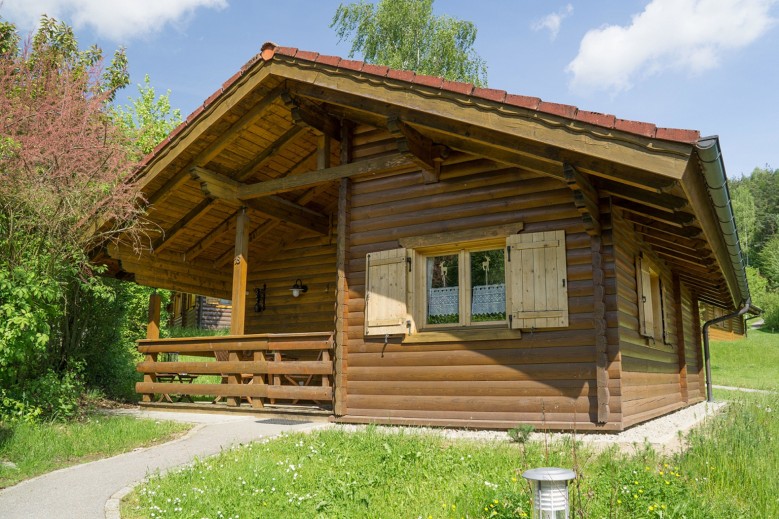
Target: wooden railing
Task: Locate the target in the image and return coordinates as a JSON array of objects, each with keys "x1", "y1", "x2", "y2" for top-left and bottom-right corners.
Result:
[{"x1": 135, "y1": 332, "x2": 334, "y2": 408}]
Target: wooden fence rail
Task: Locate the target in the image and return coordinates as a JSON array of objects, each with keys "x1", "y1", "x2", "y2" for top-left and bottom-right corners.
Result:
[{"x1": 135, "y1": 332, "x2": 334, "y2": 408}]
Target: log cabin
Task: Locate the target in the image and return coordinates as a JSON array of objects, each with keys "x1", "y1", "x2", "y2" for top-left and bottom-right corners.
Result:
[{"x1": 95, "y1": 42, "x2": 755, "y2": 431}]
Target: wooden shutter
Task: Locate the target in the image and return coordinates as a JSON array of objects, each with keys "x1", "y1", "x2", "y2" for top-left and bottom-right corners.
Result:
[
  {"x1": 506, "y1": 230, "x2": 568, "y2": 329},
  {"x1": 365, "y1": 248, "x2": 409, "y2": 336},
  {"x1": 636, "y1": 255, "x2": 654, "y2": 338},
  {"x1": 660, "y1": 279, "x2": 670, "y2": 344}
]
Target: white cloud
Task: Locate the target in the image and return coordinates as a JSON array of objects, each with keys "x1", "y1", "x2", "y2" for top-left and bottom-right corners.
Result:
[
  {"x1": 567, "y1": 0, "x2": 777, "y2": 95},
  {"x1": 532, "y1": 4, "x2": 574, "y2": 40},
  {"x1": 1, "y1": 0, "x2": 227, "y2": 41}
]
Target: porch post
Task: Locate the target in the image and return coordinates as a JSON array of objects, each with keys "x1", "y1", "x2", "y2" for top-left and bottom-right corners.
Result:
[
  {"x1": 230, "y1": 207, "x2": 250, "y2": 336},
  {"x1": 142, "y1": 291, "x2": 161, "y2": 403},
  {"x1": 146, "y1": 291, "x2": 161, "y2": 340}
]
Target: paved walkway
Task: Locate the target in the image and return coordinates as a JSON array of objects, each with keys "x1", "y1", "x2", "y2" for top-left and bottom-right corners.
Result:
[{"x1": 0, "y1": 409, "x2": 329, "y2": 519}]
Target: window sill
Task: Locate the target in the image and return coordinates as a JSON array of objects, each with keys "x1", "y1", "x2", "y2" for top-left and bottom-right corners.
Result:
[{"x1": 402, "y1": 327, "x2": 521, "y2": 344}]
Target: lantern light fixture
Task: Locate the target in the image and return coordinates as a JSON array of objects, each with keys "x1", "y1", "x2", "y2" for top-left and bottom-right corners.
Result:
[
  {"x1": 522, "y1": 467, "x2": 576, "y2": 519},
  {"x1": 290, "y1": 279, "x2": 308, "y2": 298},
  {"x1": 254, "y1": 284, "x2": 266, "y2": 313}
]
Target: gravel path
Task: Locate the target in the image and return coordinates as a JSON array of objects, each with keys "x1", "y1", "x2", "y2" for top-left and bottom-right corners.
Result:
[{"x1": 337, "y1": 401, "x2": 726, "y2": 455}]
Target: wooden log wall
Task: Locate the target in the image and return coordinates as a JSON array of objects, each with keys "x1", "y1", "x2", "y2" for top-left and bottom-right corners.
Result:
[
  {"x1": 340, "y1": 125, "x2": 623, "y2": 430},
  {"x1": 680, "y1": 283, "x2": 705, "y2": 401},
  {"x1": 244, "y1": 234, "x2": 337, "y2": 334},
  {"x1": 612, "y1": 210, "x2": 688, "y2": 429}
]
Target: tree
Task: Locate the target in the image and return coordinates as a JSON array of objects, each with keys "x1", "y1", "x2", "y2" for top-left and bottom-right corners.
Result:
[
  {"x1": 731, "y1": 183, "x2": 756, "y2": 265},
  {"x1": 0, "y1": 16, "x2": 143, "y2": 417},
  {"x1": 331, "y1": 0, "x2": 487, "y2": 86},
  {"x1": 114, "y1": 74, "x2": 182, "y2": 157}
]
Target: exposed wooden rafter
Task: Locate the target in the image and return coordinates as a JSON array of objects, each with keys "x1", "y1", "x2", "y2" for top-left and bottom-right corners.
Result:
[
  {"x1": 235, "y1": 125, "x2": 304, "y2": 182},
  {"x1": 152, "y1": 198, "x2": 214, "y2": 253},
  {"x1": 619, "y1": 201, "x2": 695, "y2": 228},
  {"x1": 597, "y1": 179, "x2": 688, "y2": 213},
  {"x1": 286, "y1": 81, "x2": 683, "y2": 192},
  {"x1": 622, "y1": 214, "x2": 703, "y2": 239},
  {"x1": 281, "y1": 91, "x2": 341, "y2": 141},
  {"x1": 185, "y1": 209, "x2": 240, "y2": 261},
  {"x1": 386, "y1": 115, "x2": 449, "y2": 184},
  {"x1": 563, "y1": 163, "x2": 600, "y2": 236},
  {"x1": 145, "y1": 86, "x2": 284, "y2": 208}
]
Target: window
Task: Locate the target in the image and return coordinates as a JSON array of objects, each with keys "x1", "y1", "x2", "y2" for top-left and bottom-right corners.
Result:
[
  {"x1": 364, "y1": 229, "x2": 569, "y2": 336},
  {"x1": 423, "y1": 247, "x2": 507, "y2": 327},
  {"x1": 636, "y1": 255, "x2": 669, "y2": 343}
]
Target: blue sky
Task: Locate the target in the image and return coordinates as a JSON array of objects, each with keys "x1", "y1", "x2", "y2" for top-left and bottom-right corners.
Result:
[{"x1": 2, "y1": 0, "x2": 777, "y2": 178}]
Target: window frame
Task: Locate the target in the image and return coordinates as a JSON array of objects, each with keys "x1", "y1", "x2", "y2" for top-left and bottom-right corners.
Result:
[{"x1": 414, "y1": 240, "x2": 508, "y2": 331}]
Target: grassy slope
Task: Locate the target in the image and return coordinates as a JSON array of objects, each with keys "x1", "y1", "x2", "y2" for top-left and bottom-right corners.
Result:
[
  {"x1": 0, "y1": 414, "x2": 190, "y2": 488},
  {"x1": 709, "y1": 328, "x2": 779, "y2": 390}
]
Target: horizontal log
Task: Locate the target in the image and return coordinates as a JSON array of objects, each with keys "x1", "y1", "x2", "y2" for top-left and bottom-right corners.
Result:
[
  {"x1": 137, "y1": 360, "x2": 332, "y2": 375},
  {"x1": 347, "y1": 379, "x2": 594, "y2": 398},
  {"x1": 347, "y1": 346, "x2": 595, "y2": 368},
  {"x1": 342, "y1": 407, "x2": 597, "y2": 425},
  {"x1": 334, "y1": 415, "x2": 623, "y2": 431},
  {"x1": 348, "y1": 363, "x2": 595, "y2": 382},
  {"x1": 346, "y1": 394, "x2": 594, "y2": 413},
  {"x1": 136, "y1": 382, "x2": 332, "y2": 401}
]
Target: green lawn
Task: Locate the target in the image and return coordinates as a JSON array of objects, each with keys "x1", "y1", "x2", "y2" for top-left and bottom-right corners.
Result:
[
  {"x1": 709, "y1": 328, "x2": 779, "y2": 390},
  {"x1": 120, "y1": 328, "x2": 779, "y2": 519},
  {"x1": 0, "y1": 414, "x2": 190, "y2": 488},
  {"x1": 122, "y1": 391, "x2": 779, "y2": 519}
]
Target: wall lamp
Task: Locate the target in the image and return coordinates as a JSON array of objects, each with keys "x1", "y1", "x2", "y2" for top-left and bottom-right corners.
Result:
[
  {"x1": 290, "y1": 279, "x2": 308, "y2": 298},
  {"x1": 254, "y1": 284, "x2": 266, "y2": 313}
]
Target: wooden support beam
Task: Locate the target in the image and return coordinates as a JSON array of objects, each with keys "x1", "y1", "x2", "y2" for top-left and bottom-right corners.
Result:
[
  {"x1": 145, "y1": 88, "x2": 284, "y2": 208},
  {"x1": 282, "y1": 91, "x2": 341, "y2": 141},
  {"x1": 235, "y1": 125, "x2": 304, "y2": 182},
  {"x1": 109, "y1": 244, "x2": 231, "y2": 282},
  {"x1": 191, "y1": 167, "x2": 241, "y2": 200},
  {"x1": 146, "y1": 292, "x2": 161, "y2": 340},
  {"x1": 591, "y1": 235, "x2": 609, "y2": 423},
  {"x1": 152, "y1": 198, "x2": 214, "y2": 253},
  {"x1": 238, "y1": 153, "x2": 413, "y2": 199},
  {"x1": 317, "y1": 133, "x2": 331, "y2": 170},
  {"x1": 597, "y1": 179, "x2": 688, "y2": 213},
  {"x1": 335, "y1": 177, "x2": 350, "y2": 416},
  {"x1": 244, "y1": 196, "x2": 329, "y2": 235},
  {"x1": 673, "y1": 274, "x2": 689, "y2": 403},
  {"x1": 386, "y1": 115, "x2": 449, "y2": 184},
  {"x1": 564, "y1": 163, "x2": 601, "y2": 236},
  {"x1": 230, "y1": 208, "x2": 250, "y2": 337},
  {"x1": 185, "y1": 210, "x2": 240, "y2": 261}
]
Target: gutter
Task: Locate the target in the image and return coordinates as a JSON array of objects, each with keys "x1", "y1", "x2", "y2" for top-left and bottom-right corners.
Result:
[
  {"x1": 695, "y1": 136, "x2": 763, "y2": 402},
  {"x1": 695, "y1": 136, "x2": 750, "y2": 305}
]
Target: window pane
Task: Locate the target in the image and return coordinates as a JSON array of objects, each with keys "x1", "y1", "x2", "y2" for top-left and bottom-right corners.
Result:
[
  {"x1": 427, "y1": 254, "x2": 459, "y2": 324},
  {"x1": 471, "y1": 249, "x2": 506, "y2": 322}
]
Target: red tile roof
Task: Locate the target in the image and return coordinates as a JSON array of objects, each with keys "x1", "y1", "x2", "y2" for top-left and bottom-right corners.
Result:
[{"x1": 138, "y1": 42, "x2": 701, "y2": 170}]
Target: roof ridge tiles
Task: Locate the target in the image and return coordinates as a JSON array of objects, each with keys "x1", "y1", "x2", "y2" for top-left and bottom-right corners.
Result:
[{"x1": 138, "y1": 40, "x2": 702, "y2": 171}]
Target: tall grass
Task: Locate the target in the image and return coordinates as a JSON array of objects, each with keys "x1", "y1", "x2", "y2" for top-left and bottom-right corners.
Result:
[{"x1": 0, "y1": 415, "x2": 190, "y2": 488}]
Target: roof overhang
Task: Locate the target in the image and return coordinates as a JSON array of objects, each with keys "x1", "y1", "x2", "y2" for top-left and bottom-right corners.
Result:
[{"x1": 99, "y1": 43, "x2": 748, "y2": 310}]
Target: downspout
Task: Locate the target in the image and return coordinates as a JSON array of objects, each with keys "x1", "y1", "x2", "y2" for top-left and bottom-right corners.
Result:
[{"x1": 702, "y1": 299, "x2": 750, "y2": 402}]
